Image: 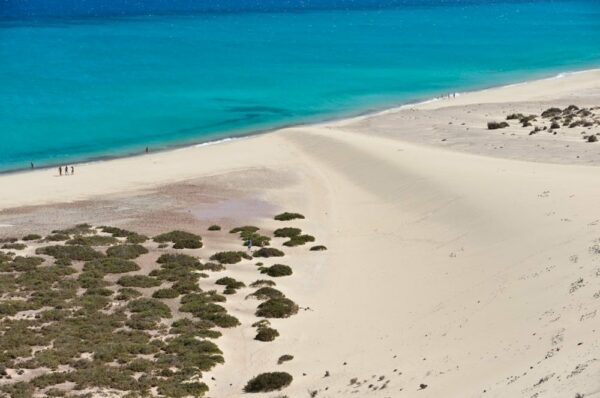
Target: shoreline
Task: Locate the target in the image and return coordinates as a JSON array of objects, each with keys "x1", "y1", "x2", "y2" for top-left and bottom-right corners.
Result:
[{"x1": 2, "y1": 66, "x2": 599, "y2": 176}]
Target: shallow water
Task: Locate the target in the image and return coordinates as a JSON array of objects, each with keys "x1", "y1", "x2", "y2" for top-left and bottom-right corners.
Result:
[{"x1": 1, "y1": 0, "x2": 599, "y2": 171}]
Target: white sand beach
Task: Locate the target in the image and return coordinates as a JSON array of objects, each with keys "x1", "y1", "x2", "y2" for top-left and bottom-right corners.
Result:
[{"x1": 2, "y1": 69, "x2": 600, "y2": 397}]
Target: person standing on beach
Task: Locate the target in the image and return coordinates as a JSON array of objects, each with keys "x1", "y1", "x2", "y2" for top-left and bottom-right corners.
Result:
[
  {"x1": 247, "y1": 239, "x2": 252, "y2": 251},
  {"x1": 71, "y1": 166, "x2": 74, "y2": 175},
  {"x1": 64, "y1": 166, "x2": 69, "y2": 176},
  {"x1": 30, "y1": 162, "x2": 34, "y2": 169},
  {"x1": 59, "y1": 166, "x2": 62, "y2": 176}
]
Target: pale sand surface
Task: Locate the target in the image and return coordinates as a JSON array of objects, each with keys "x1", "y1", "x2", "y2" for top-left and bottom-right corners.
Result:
[{"x1": 2, "y1": 69, "x2": 600, "y2": 397}]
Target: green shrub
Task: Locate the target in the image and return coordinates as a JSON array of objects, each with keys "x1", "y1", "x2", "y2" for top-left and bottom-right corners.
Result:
[
  {"x1": 249, "y1": 279, "x2": 276, "y2": 288},
  {"x1": 255, "y1": 327, "x2": 279, "y2": 342},
  {"x1": 208, "y1": 225, "x2": 221, "y2": 231},
  {"x1": 248, "y1": 287, "x2": 285, "y2": 300},
  {"x1": 152, "y1": 288, "x2": 180, "y2": 299},
  {"x1": 170, "y1": 318, "x2": 221, "y2": 339},
  {"x1": 310, "y1": 245, "x2": 327, "y2": 251},
  {"x1": 199, "y1": 262, "x2": 225, "y2": 271},
  {"x1": 487, "y1": 121, "x2": 509, "y2": 130},
  {"x1": 274, "y1": 212, "x2": 305, "y2": 221},
  {"x1": 506, "y1": 113, "x2": 524, "y2": 120},
  {"x1": 273, "y1": 227, "x2": 302, "y2": 238},
  {"x1": 117, "y1": 275, "x2": 162, "y2": 288},
  {"x1": 157, "y1": 381, "x2": 209, "y2": 398},
  {"x1": 244, "y1": 372, "x2": 293, "y2": 392},
  {"x1": 36, "y1": 245, "x2": 104, "y2": 261},
  {"x1": 106, "y1": 244, "x2": 148, "y2": 259},
  {"x1": 83, "y1": 258, "x2": 140, "y2": 274},
  {"x1": 99, "y1": 226, "x2": 148, "y2": 243},
  {"x1": 0, "y1": 237, "x2": 17, "y2": 243},
  {"x1": 66, "y1": 235, "x2": 118, "y2": 246},
  {"x1": 256, "y1": 298, "x2": 299, "y2": 318},
  {"x1": 153, "y1": 230, "x2": 202, "y2": 249},
  {"x1": 0, "y1": 256, "x2": 44, "y2": 272},
  {"x1": 278, "y1": 354, "x2": 294, "y2": 365},
  {"x1": 215, "y1": 277, "x2": 245, "y2": 289},
  {"x1": 84, "y1": 287, "x2": 113, "y2": 296},
  {"x1": 52, "y1": 223, "x2": 94, "y2": 235},
  {"x1": 253, "y1": 248, "x2": 284, "y2": 258},
  {"x1": 210, "y1": 251, "x2": 251, "y2": 264},
  {"x1": 260, "y1": 264, "x2": 292, "y2": 277},
  {"x1": 2, "y1": 243, "x2": 26, "y2": 250},
  {"x1": 242, "y1": 233, "x2": 271, "y2": 247},
  {"x1": 128, "y1": 298, "x2": 172, "y2": 318},
  {"x1": 22, "y1": 234, "x2": 42, "y2": 241},
  {"x1": 116, "y1": 288, "x2": 143, "y2": 301},
  {"x1": 44, "y1": 233, "x2": 70, "y2": 241},
  {"x1": 157, "y1": 253, "x2": 200, "y2": 267},
  {"x1": 229, "y1": 226, "x2": 259, "y2": 234},
  {"x1": 283, "y1": 234, "x2": 315, "y2": 247},
  {"x1": 172, "y1": 279, "x2": 200, "y2": 294}
]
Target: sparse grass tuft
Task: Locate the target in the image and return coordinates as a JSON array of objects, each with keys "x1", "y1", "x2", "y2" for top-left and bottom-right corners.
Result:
[
  {"x1": 152, "y1": 288, "x2": 180, "y2": 299},
  {"x1": 283, "y1": 234, "x2": 315, "y2": 247},
  {"x1": 99, "y1": 226, "x2": 148, "y2": 243},
  {"x1": 248, "y1": 287, "x2": 285, "y2": 300},
  {"x1": 22, "y1": 234, "x2": 42, "y2": 241},
  {"x1": 66, "y1": 235, "x2": 118, "y2": 246},
  {"x1": 273, "y1": 227, "x2": 301, "y2": 238},
  {"x1": 115, "y1": 288, "x2": 143, "y2": 301},
  {"x1": 208, "y1": 225, "x2": 221, "y2": 231},
  {"x1": 250, "y1": 279, "x2": 276, "y2": 288},
  {"x1": 255, "y1": 327, "x2": 279, "y2": 342},
  {"x1": 487, "y1": 121, "x2": 509, "y2": 130},
  {"x1": 278, "y1": 354, "x2": 294, "y2": 365},
  {"x1": 310, "y1": 245, "x2": 327, "y2": 251},
  {"x1": 1, "y1": 243, "x2": 26, "y2": 250}
]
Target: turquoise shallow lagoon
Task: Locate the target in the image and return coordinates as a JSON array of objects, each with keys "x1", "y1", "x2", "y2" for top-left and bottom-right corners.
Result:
[{"x1": 1, "y1": 0, "x2": 600, "y2": 171}]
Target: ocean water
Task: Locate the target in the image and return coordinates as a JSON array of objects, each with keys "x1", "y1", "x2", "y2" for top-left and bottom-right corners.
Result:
[{"x1": 1, "y1": 0, "x2": 600, "y2": 171}]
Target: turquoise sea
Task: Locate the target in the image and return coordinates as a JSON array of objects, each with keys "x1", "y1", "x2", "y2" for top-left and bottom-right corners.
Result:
[{"x1": 1, "y1": 0, "x2": 600, "y2": 171}]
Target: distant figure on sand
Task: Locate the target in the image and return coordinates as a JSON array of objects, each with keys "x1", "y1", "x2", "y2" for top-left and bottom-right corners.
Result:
[
  {"x1": 59, "y1": 166, "x2": 62, "y2": 176},
  {"x1": 71, "y1": 166, "x2": 74, "y2": 175},
  {"x1": 247, "y1": 239, "x2": 252, "y2": 251},
  {"x1": 64, "y1": 166, "x2": 69, "y2": 176},
  {"x1": 30, "y1": 162, "x2": 34, "y2": 169},
  {"x1": 145, "y1": 146, "x2": 149, "y2": 154}
]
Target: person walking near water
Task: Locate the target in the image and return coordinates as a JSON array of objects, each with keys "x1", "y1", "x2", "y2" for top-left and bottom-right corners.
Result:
[
  {"x1": 71, "y1": 166, "x2": 74, "y2": 175},
  {"x1": 64, "y1": 166, "x2": 69, "y2": 176},
  {"x1": 59, "y1": 166, "x2": 62, "y2": 176},
  {"x1": 30, "y1": 162, "x2": 34, "y2": 169}
]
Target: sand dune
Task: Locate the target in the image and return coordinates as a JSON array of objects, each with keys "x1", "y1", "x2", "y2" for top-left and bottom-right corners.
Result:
[{"x1": 1, "y1": 70, "x2": 600, "y2": 397}]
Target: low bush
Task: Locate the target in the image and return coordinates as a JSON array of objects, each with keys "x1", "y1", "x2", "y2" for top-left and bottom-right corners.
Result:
[
  {"x1": 210, "y1": 251, "x2": 252, "y2": 264},
  {"x1": 83, "y1": 258, "x2": 140, "y2": 274},
  {"x1": 172, "y1": 279, "x2": 201, "y2": 294},
  {"x1": 106, "y1": 244, "x2": 148, "y2": 259},
  {"x1": 66, "y1": 235, "x2": 118, "y2": 246},
  {"x1": 117, "y1": 275, "x2": 162, "y2": 288},
  {"x1": 273, "y1": 227, "x2": 301, "y2": 238},
  {"x1": 36, "y1": 245, "x2": 104, "y2": 261},
  {"x1": 274, "y1": 212, "x2": 305, "y2": 221},
  {"x1": 248, "y1": 287, "x2": 285, "y2": 300},
  {"x1": 256, "y1": 298, "x2": 299, "y2": 318},
  {"x1": 487, "y1": 121, "x2": 509, "y2": 130},
  {"x1": 99, "y1": 226, "x2": 148, "y2": 243},
  {"x1": 199, "y1": 262, "x2": 225, "y2": 271},
  {"x1": 260, "y1": 264, "x2": 292, "y2": 277},
  {"x1": 22, "y1": 234, "x2": 41, "y2": 241},
  {"x1": 128, "y1": 298, "x2": 172, "y2": 319},
  {"x1": 157, "y1": 253, "x2": 200, "y2": 267},
  {"x1": 588, "y1": 135, "x2": 598, "y2": 143},
  {"x1": 230, "y1": 226, "x2": 259, "y2": 234},
  {"x1": 1, "y1": 243, "x2": 26, "y2": 250},
  {"x1": 152, "y1": 288, "x2": 180, "y2": 299},
  {"x1": 208, "y1": 225, "x2": 221, "y2": 231},
  {"x1": 244, "y1": 372, "x2": 293, "y2": 392},
  {"x1": 250, "y1": 279, "x2": 276, "y2": 288},
  {"x1": 255, "y1": 327, "x2": 279, "y2": 342},
  {"x1": 277, "y1": 354, "x2": 294, "y2": 365},
  {"x1": 157, "y1": 380, "x2": 209, "y2": 398},
  {"x1": 310, "y1": 245, "x2": 328, "y2": 251},
  {"x1": 215, "y1": 276, "x2": 245, "y2": 289},
  {"x1": 44, "y1": 233, "x2": 70, "y2": 241},
  {"x1": 169, "y1": 318, "x2": 221, "y2": 339},
  {"x1": 506, "y1": 113, "x2": 524, "y2": 120},
  {"x1": 283, "y1": 234, "x2": 315, "y2": 247},
  {"x1": 154, "y1": 230, "x2": 202, "y2": 249},
  {"x1": 541, "y1": 107, "x2": 562, "y2": 118},
  {"x1": 115, "y1": 288, "x2": 143, "y2": 301},
  {"x1": 253, "y1": 248, "x2": 284, "y2": 258}
]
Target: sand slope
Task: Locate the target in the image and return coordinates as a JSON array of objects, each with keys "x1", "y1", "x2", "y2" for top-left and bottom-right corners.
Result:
[{"x1": 1, "y1": 70, "x2": 600, "y2": 397}]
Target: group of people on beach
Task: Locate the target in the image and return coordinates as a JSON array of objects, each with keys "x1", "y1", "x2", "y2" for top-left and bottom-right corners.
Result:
[{"x1": 58, "y1": 165, "x2": 74, "y2": 176}]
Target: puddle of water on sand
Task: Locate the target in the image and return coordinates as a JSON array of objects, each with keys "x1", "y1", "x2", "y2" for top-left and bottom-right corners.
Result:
[{"x1": 189, "y1": 198, "x2": 275, "y2": 221}]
